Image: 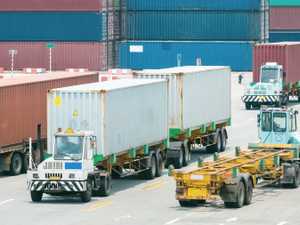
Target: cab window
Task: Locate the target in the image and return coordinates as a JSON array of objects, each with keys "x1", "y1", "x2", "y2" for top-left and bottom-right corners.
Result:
[
  {"x1": 261, "y1": 112, "x2": 272, "y2": 132},
  {"x1": 273, "y1": 113, "x2": 287, "y2": 132}
]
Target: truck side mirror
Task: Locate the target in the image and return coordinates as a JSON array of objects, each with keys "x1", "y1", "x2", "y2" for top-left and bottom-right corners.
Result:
[
  {"x1": 295, "y1": 110, "x2": 299, "y2": 115},
  {"x1": 257, "y1": 114, "x2": 261, "y2": 127}
]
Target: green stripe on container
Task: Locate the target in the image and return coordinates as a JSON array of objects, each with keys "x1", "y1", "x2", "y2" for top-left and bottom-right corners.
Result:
[{"x1": 270, "y1": 0, "x2": 300, "y2": 6}]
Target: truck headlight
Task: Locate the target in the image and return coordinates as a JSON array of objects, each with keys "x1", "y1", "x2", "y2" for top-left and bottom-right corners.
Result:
[
  {"x1": 33, "y1": 173, "x2": 39, "y2": 179},
  {"x1": 69, "y1": 173, "x2": 75, "y2": 179}
]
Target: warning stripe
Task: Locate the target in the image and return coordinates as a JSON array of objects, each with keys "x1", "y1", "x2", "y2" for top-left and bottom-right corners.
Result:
[{"x1": 242, "y1": 95, "x2": 280, "y2": 103}]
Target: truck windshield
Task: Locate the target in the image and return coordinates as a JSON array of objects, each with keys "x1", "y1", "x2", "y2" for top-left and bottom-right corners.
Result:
[
  {"x1": 54, "y1": 136, "x2": 83, "y2": 160},
  {"x1": 273, "y1": 113, "x2": 287, "y2": 132},
  {"x1": 261, "y1": 68, "x2": 279, "y2": 83}
]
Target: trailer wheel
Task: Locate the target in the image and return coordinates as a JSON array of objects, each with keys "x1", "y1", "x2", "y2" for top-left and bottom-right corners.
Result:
[
  {"x1": 244, "y1": 178, "x2": 253, "y2": 205},
  {"x1": 81, "y1": 179, "x2": 92, "y2": 202},
  {"x1": 10, "y1": 153, "x2": 23, "y2": 175},
  {"x1": 174, "y1": 149, "x2": 184, "y2": 169},
  {"x1": 156, "y1": 154, "x2": 164, "y2": 177},
  {"x1": 31, "y1": 191, "x2": 43, "y2": 202},
  {"x1": 221, "y1": 129, "x2": 227, "y2": 152},
  {"x1": 142, "y1": 155, "x2": 157, "y2": 179},
  {"x1": 207, "y1": 132, "x2": 222, "y2": 153},
  {"x1": 179, "y1": 200, "x2": 198, "y2": 207},
  {"x1": 233, "y1": 181, "x2": 245, "y2": 208},
  {"x1": 97, "y1": 175, "x2": 112, "y2": 197}
]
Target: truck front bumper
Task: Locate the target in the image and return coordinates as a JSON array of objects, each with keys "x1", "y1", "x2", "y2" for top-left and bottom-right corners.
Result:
[
  {"x1": 29, "y1": 180, "x2": 87, "y2": 193},
  {"x1": 242, "y1": 95, "x2": 280, "y2": 104}
]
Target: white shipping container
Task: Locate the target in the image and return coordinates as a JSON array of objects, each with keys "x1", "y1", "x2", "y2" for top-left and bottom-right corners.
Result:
[
  {"x1": 47, "y1": 79, "x2": 168, "y2": 157},
  {"x1": 134, "y1": 66, "x2": 231, "y2": 130}
]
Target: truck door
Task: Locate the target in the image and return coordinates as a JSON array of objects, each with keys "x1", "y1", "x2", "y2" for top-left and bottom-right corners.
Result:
[{"x1": 272, "y1": 112, "x2": 288, "y2": 144}]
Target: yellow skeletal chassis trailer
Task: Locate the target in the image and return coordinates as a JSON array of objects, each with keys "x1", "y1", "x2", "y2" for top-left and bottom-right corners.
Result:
[{"x1": 173, "y1": 144, "x2": 300, "y2": 208}]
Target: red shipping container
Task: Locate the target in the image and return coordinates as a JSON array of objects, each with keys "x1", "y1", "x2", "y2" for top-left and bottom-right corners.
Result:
[
  {"x1": 270, "y1": 7, "x2": 300, "y2": 30},
  {"x1": 253, "y1": 42, "x2": 300, "y2": 83},
  {"x1": 0, "y1": 71, "x2": 99, "y2": 149},
  {"x1": 0, "y1": 0, "x2": 103, "y2": 11},
  {"x1": 0, "y1": 42, "x2": 106, "y2": 71}
]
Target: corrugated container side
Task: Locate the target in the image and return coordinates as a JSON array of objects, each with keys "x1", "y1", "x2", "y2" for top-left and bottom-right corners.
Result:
[
  {"x1": 0, "y1": 42, "x2": 106, "y2": 71},
  {"x1": 119, "y1": 41, "x2": 254, "y2": 71},
  {"x1": 133, "y1": 67, "x2": 231, "y2": 130},
  {"x1": 47, "y1": 80, "x2": 168, "y2": 156},
  {"x1": 0, "y1": 12, "x2": 105, "y2": 41},
  {"x1": 0, "y1": 73, "x2": 99, "y2": 149},
  {"x1": 270, "y1": 8, "x2": 300, "y2": 30},
  {"x1": 122, "y1": 11, "x2": 265, "y2": 41},
  {"x1": 269, "y1": 31, "x2": 300, "y2": 42},
  {"x1": 123, "y1": 0, "x2": 265, "y2": 11},
  {"x1": 0, "y1": 0, "x2": 103, "y2": 11},
  {"x1": 253, "y1": 43, "x2": 300, "y2": 83}
]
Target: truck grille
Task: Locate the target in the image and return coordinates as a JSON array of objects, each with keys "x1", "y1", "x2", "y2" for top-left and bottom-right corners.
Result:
[
  {"x1": 45, "y1": 173, "x2": 63, "y2": 179},
  {"x1": 43, "y1": 161, "x2": 63, "y2": 170}
]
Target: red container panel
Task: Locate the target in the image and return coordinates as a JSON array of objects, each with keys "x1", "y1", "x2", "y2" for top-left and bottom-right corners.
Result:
[
  {"x1": 0, "y1": 42, "x2": 106, "y2": 71},
  {"x1": 253, "y1": 42, "x2": 300, "y2": 83},
  {"x1": 270, "y1": 7, "x2": 300, "y2": 30},
  {"x1": 0, "y1": 0, "x2": 103, "y2": 11},
  {"x1": 0, "y1": 72, "x2": 99, "y2": 149}
]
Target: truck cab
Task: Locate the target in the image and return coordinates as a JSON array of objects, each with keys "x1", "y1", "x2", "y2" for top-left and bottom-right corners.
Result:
[
  {"x1": 243, "y1": 62, "x2": 284, "y2": 109},
  {"x1": 258, "y1": 107, "x2": 300, "y2": 145},
  {"x1": 27, "y1": 129, "x2": 109, "y2": 203}
]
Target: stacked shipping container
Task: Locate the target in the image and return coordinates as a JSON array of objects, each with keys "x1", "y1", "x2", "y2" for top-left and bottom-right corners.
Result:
[
  {"x1": 0, "y1": 0, "x2": 120, "y2": 70},
  {"x1": 269, "y1": 0, "x2": 300, "y2": 42},
  {"x1": 119, "y1": 0, "x2": 269, "y2": 71}
]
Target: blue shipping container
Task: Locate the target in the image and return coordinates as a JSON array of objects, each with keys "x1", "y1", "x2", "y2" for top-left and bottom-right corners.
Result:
[
  {"x1": 122, "y1": 11, "x2": 266, "y2": 41},
  {"x1": 269, "y1": 31, "x2": 300, "y2": 42},
  {"x1": 0, "y1": 12, "x2": 105, "y2": 41},
  {"x1": 123, "y1": 0, "x2": 266, "y2": 11},
  {"x1": 119, "y1": 41, "x2": 254, "y2": 71}
]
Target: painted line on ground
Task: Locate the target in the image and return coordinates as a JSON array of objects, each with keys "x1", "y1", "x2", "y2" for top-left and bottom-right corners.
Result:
[
  {"x1": 226, "y1": 217, "x2": 238, "y2": 223},
  {"x1": 276, "y1": 221, "x2": 288, "y2": 225},
  {"x1": 142, "y1": 180, "x2": 165, "y2": 191},
  {"x1": 81, "y1": 199, "x2": 112, "y2": 212},
  {"x1": 165, "y1": 218, "x2": 180, "y2": 225},
  {"x1": 0, "y1": 199, "x2": 14, "y2": 206}
]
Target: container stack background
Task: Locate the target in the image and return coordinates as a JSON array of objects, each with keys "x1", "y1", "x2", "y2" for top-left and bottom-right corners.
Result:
[
  {"x1": 119, "y1": 0, "x2": 269, "y2": 71},
  {"x1": 0, "y1": 0, "x2": 120, "y2": 71},
  {"x1": 269, "y1": 0, "x2": 300, "y2": 42}
]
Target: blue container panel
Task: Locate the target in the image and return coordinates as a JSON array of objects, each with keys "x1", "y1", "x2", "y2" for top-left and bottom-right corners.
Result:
[
  {"x1": 123, "y1": 0, "x2": 264, "y2": 11},
  {"x1": 119, "y1": 41, "x2": 254, "y2": 71},
  {"x1": 0, "y1": 12, "x2": 105, "y2": 41},
  {"x1": 269, "y1": 31, "x2": 300, "y2": 42},
  {"x1": 123, "y1": 11, "x2": 263, "y2": 41}
]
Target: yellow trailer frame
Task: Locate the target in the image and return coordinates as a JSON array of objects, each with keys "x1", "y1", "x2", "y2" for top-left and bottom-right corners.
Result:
[{"x1": 172, "y1": 144, "x2": 300, "y2": 208}]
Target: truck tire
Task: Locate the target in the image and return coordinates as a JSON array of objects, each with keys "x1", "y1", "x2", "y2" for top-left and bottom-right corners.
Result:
[
  {"x1": 183, "y1": 142, "x2": 191, "y2": 166},
  {"x1": 179, "y1": 200, "x2": 198, "y2": 207},
  {"x1": 81, "y1": 179, "x2": 92, "y2": 202},
  {"x1": 10, "y1": 152, "x2": 23, "y2": 175},
  {"x1": 141, "y1": 155, "x2": 157, "y2": 179},
  {"x1": 221, "y1": 129, "x2": 227, "y2": 152},
  {"x1": 244, "y1": 178, "x2": 253, "y2": 205},
  {"x1": 173, "y1": 149, "x2": 184, "y2": 169},
  {"x1": 206, "y1": 132, "x2": 222, "y2": 153},
  {"x1": 31, "y1": 191, "x2": 43, "y2": 202},
  {"x1": 97, "y1": 175, "x2": 112, "y2": 197},
  {"x1": 231, "y1": 181, "x2": 245, "y2": 208},
  {"x1": 155, "y1": 154, "x2": 164, "y2": 177}
]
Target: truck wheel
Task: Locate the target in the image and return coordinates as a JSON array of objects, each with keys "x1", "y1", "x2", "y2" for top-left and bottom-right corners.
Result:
[
  {"x1": 245, "y1": 103, "x2": 251, "y2": 110},
  {"x1": 10, "y1": 153, "x2": 23, "y2": 175},
  {"x1": 174, "y1": 149, "x2": 184, "y2": 169},
  {"x1": 81, "y1": 179, "x2": 92, "y2": 202},
  {"x1": 97, "y1": 175, "x2": 112, "y2": 196},
  {"x1": 142, "y1": 155, "x2": 157, "y2": 179},
  {"x1": 221, "y1": 130, "x2": 227, "y2": 152},
  {"x1": 183, "y1": 142, "x2": 191, "y2": 166},
  {"x1": 31, "y1": 191, "x2": 43, "y2": 202},
  {"x1": 206, "y1": 132, "x2": 222, "y2": 153},
  {"x1": 244, "y1": 178, "x2": 253, "y2": 205},
  {"x1": 179, "y1": 200, "x2": 198, "y2": 207},
  {"x1": 232, "y1": 181, "x2": 245, "y2": 208},
  {"x1": 156, "y1": 154, "x2": 164, "y2": 177}
]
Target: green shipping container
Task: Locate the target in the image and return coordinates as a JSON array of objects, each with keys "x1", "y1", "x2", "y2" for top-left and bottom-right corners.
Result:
[{"x1": 270, "y1": 0, "x2": 300, "y2": 6}]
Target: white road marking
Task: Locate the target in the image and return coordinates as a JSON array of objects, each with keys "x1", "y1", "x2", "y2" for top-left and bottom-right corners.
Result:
[
  {"x1": 226, "y1": 217, "x2": 238, "y2": 222},
  {"x1": 277, "y1": 222, "x2": 288, "y2": 225},
  {"x1": 0, "y1": 199, "x2": 14, "y2": 206},
  {"x1": 165, "y1": 218, "x2": 180, "y2": 225}
]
